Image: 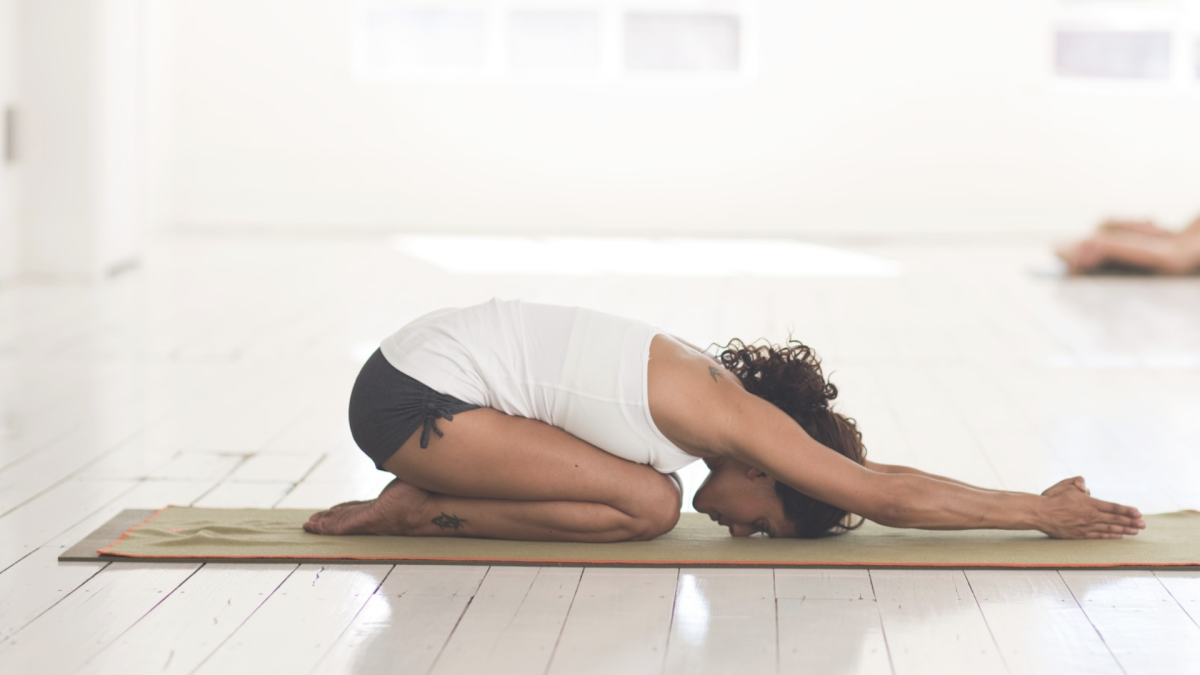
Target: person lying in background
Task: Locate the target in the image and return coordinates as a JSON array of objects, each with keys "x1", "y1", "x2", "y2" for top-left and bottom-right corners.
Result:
[
  {"x1": 304, "y1": 298, "x2": 1144, "y2": 542},
  {"x1": 1056, "y1": 214, "x2": 1200, "y2": 275}
]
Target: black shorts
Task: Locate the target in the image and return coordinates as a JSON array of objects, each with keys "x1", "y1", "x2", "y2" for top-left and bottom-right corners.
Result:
[{"x1": 348, "y1": 349, "x2": 481, "y2": 469}]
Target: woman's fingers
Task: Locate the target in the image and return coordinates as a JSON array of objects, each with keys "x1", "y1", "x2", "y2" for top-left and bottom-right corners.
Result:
[
  {"x1": 1091, "y1": 508, "x2": 1143, "y2": 528},
  {"x1": 1038, "y1": 481, "x2": 1146, "y2": 539},
  {"x1": 1095, "y1": 499, "x2": 1143, "y2": 520},
  {"x1": 1042, "y1": 476, "x2": 1093, "y2": 497},
  {"x1": 1042, "y1": 477, "x2": 1082, "y2": 496},
  {"x1": 1114, "y1": 518, "x2": 1145, "y2": 531},
  {"x1": 1073, "y1": 476, "x2": 1090, "y2": 495},
  {"x1": 1088, "y1": 522, "x2": 1140, "y2": 536},
  {"x1": 1088, "y1": 501, "x2": 1145, "y2": 536}
]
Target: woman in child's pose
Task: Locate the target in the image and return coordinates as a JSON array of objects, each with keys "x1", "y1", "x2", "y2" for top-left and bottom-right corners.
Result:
[{"x1": 305, "y1": 299, "x2": 1144, "y2": 541}]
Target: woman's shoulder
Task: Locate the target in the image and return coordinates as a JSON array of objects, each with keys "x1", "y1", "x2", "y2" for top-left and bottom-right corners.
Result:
[
  {"x1": 649, "y1": 335, "x2": 745, "y2": 392},
  {"x1": 646, "y1": 335, "x2": 748, "y2": 458}
]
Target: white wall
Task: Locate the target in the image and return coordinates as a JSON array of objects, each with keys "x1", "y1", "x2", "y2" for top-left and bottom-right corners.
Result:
[
  {"x1": 15, "y1": 0, "x2": 143, "y2": 279},
  {"x1": 155, "y1": 0, "x2": 1200, "y2": 238},
  {"x1": 16, "y1": 0, "x2": 94, "y2": 277},
  {"x1": 93, "y1": 0, "x2": 144, "y2": 275},
  {"x1": 141, "y1": 0, "x2": 175, "y2": 246},
  {"x1": 0, "y1": 0, "x2": 16, "y2": 282}
]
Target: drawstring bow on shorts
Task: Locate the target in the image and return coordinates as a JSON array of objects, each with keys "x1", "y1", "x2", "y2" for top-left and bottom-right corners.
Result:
[{"x1": 419, "y1": 398, "x2": 454, "y2": 448}]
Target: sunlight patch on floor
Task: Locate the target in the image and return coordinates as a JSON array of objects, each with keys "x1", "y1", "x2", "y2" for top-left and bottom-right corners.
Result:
[{"x1": 393, "y1": 236, "x2": 904, "y2": 277}]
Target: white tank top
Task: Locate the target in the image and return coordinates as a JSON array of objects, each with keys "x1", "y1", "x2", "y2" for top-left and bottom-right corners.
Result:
[{"x1": 379, "y1": 298, "x2": 696, "y2": 474}]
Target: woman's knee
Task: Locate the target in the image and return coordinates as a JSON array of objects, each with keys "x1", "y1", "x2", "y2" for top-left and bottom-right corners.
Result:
[{"x1": 627, "y1": 473, "x2": 682, "y2": 540}]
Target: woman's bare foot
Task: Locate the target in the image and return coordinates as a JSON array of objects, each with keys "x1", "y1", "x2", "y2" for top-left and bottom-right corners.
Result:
[{"x1": 303, "y1": 478, "x2": 431, "y2": 536}]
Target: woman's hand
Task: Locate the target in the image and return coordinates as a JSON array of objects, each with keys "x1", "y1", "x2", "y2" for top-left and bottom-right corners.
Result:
[{"x1": 1036, "y1": 477, "x2": 1145, "y2": 539}]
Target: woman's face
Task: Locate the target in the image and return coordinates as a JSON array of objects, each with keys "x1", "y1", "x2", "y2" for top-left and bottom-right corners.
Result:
[{"x1": 692, "y1": 457, "x2": 798, "y2": 538}]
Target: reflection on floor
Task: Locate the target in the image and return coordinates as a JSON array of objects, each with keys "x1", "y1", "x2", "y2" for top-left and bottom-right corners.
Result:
[{"x1": 1, "y1": 234, "x2": 1198, "y2": 675}]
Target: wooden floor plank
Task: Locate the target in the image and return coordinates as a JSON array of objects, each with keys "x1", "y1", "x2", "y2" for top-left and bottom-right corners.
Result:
[
  {"x1": 0, "y1": 563, "x2": 200, "y2": 673},
  {"x1": 966, "y1": 570, "x2": 1122, "y2": 675},
  {"x1": 430, "y1": 567, "x2": 583, "y2": 675},
  {"x1": 192, "y1": 480, "x2": 294, "y2": 508},
  {"x1": 0, "y1": 479, "x2": 215, "y2": 641},
  {"x1": 192, "y1": 564, "x2": 389, "y2": 675},
  {"x1": 302, "y1": 450, "x2": 387, "y2": 484},
  {"x1": 547, "y1": 568, "x2": 678, "y2": 675},
  {"x1": 774, "y1": 568, "x2": 876, "y2": 601},
  {"x1": 0, "y1": 415, "x2": 81, "y2": 470},
  {"x1": 1061, "y1": 570, "x2": 1200, "y2": 675},
  {"x1": 0, "y1": 423, "x2": 166, "y2": 514},
  {"x1": 0, "y1": 363, "x2": 213, "y2": 479},
  {"x1": 259, "y1": 400, "x2": 356, "y2": 455},
  {"x1": 314, "y1": 565, "x2": 487, "y2": 675},
  {"x1": 145, "y1": 451, "x2": 247, "y2": 481},
  {"x1": 275, "y1": 474, "x2": 392, "y2": 509},
  {"x1": 82, "y1": 563, "x2": 297, "y2": 675},
  {"x1": 663, "y1": 569, "x2": 777, "y2": 675},
  {"x1": 775, "y1": 569, "x2": 891, "y2": 675},
  {"x1": 188, "y1": 375, "x2": 320, "y2": 453},
  {"x1": 225, "y1": 452, "x2": 322, "y2": 483},
  {"x1": 870, "y1": 570, "x2": 1007, "y2": 675},
  {"x1": 0, "y1": 478, "x2": 137, "y2": 571},
  {"x1": 1155, "y1": 570, "x2": 1200, "y2": 627}
]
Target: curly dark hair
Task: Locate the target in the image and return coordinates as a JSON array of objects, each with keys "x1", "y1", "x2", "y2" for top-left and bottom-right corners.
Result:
[{"x1": 716, "y1": 338, "x2": 866, "y2": 538}]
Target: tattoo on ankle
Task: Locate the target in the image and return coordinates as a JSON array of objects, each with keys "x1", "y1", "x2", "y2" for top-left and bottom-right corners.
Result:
[
  {"x1": 708, "y1": 366, "x2": 723, "y2": 382},
  {"x1": 432, "y1": 512, "x2": 467, "y2": 530}
]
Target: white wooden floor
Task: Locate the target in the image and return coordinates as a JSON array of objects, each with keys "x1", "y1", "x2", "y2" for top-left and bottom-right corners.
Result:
[{"x1": 1, "y1": 234, "x2": 1199, "y2": 675}]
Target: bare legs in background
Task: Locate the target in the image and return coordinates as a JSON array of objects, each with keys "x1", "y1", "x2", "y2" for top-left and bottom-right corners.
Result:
[{"x1": 1056, "y1": 214, "x2": 1200, "y2": 275}]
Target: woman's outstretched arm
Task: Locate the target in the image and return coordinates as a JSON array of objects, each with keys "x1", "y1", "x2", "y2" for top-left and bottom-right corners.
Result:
[
  {"x1": 653, "y1": 349, "x2": 1145, "y2": 539},
  {"x1": 864, "y1": 460, "x2": 1027, "y2": 494},
  {"x1": 753, "y1": 405, "x2": 1141, "y2": 537},
  {"x1": 859, "y1": 460, "x2": 1127, "y2": 534},
  {"x1": 744, "y1": 397, "x2": 1142, "y2": 537}
]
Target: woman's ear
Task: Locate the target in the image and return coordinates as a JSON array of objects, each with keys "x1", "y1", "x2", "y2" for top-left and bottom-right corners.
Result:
[{"x1": 746, "y1": 466, "x2": 771, "y2": 482}]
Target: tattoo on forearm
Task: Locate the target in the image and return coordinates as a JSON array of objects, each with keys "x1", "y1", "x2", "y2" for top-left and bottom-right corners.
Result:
[
  {"x1": 432, "y1": 512, "x2": 467, "y2": 530},
  {"x1": 708, "y1": 366, "x2": 723, "y2": 382}
]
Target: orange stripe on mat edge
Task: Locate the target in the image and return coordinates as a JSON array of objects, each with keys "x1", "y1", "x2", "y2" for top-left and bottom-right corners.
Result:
[
  {"x1": 94, "y1": 551, "x2": 1200, "y2": 568},
  {"x1": 96, "y1": 507, "x2": 169, "y2": 555}
]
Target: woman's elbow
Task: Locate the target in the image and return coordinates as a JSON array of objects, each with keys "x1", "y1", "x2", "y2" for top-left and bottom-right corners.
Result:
[
  {"x1": 861, "y1": 479, "x2": 918, "y2": 528},
  {"x1": 868, "y1": 500, "x2": 910, "y2": 528}
]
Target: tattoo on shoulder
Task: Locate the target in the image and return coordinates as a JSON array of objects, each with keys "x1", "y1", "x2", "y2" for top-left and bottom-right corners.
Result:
[
  {"x1": 431, "y1": 512, "x2": 468, "y2": 530},
  {"x1": 708, "y1": 366, "x2": 723, "y2": 382}
]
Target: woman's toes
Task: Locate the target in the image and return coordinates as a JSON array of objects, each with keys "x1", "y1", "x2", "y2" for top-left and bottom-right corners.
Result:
[
  {"x1": 303, "y1": 514, "x2": 324, "y2": 534},
  {"x1": 305, "y1": 508, "x2": 347, "y2": 534},
  {"x1": 304, "y1": 481, "x2": 433, "y2": 537}
]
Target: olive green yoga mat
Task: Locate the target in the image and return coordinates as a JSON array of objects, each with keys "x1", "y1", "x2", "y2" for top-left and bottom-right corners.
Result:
[{"x1": 60, "y1": 507, "x2": 1200, "y2": 569}]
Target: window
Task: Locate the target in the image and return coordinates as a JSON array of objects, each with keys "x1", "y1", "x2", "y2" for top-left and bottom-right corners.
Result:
[
  {"x1": 1055, "y1": 30, "x2": 1171, "y2": 79},
  {"x1": 352, "y1": 0, "x2": 756, "y2": 82},
  {"x1": 1051, "y1": 0, "x2": 1200, "y2": 88},
  {"x1": 358, "y1": 7, "x2": 489, "y2": 72},
  {"x1": 508, "y1": 11, "x2": 603, "y2": 72},
  {"x1": 623, "y1": 13, "x2": 741, "y2": 72}
]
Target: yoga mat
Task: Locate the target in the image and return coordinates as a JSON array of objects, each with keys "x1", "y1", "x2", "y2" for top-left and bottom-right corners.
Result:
[{"x1": 60, "y1": 507, "x2": 1200, "y2": 569}]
